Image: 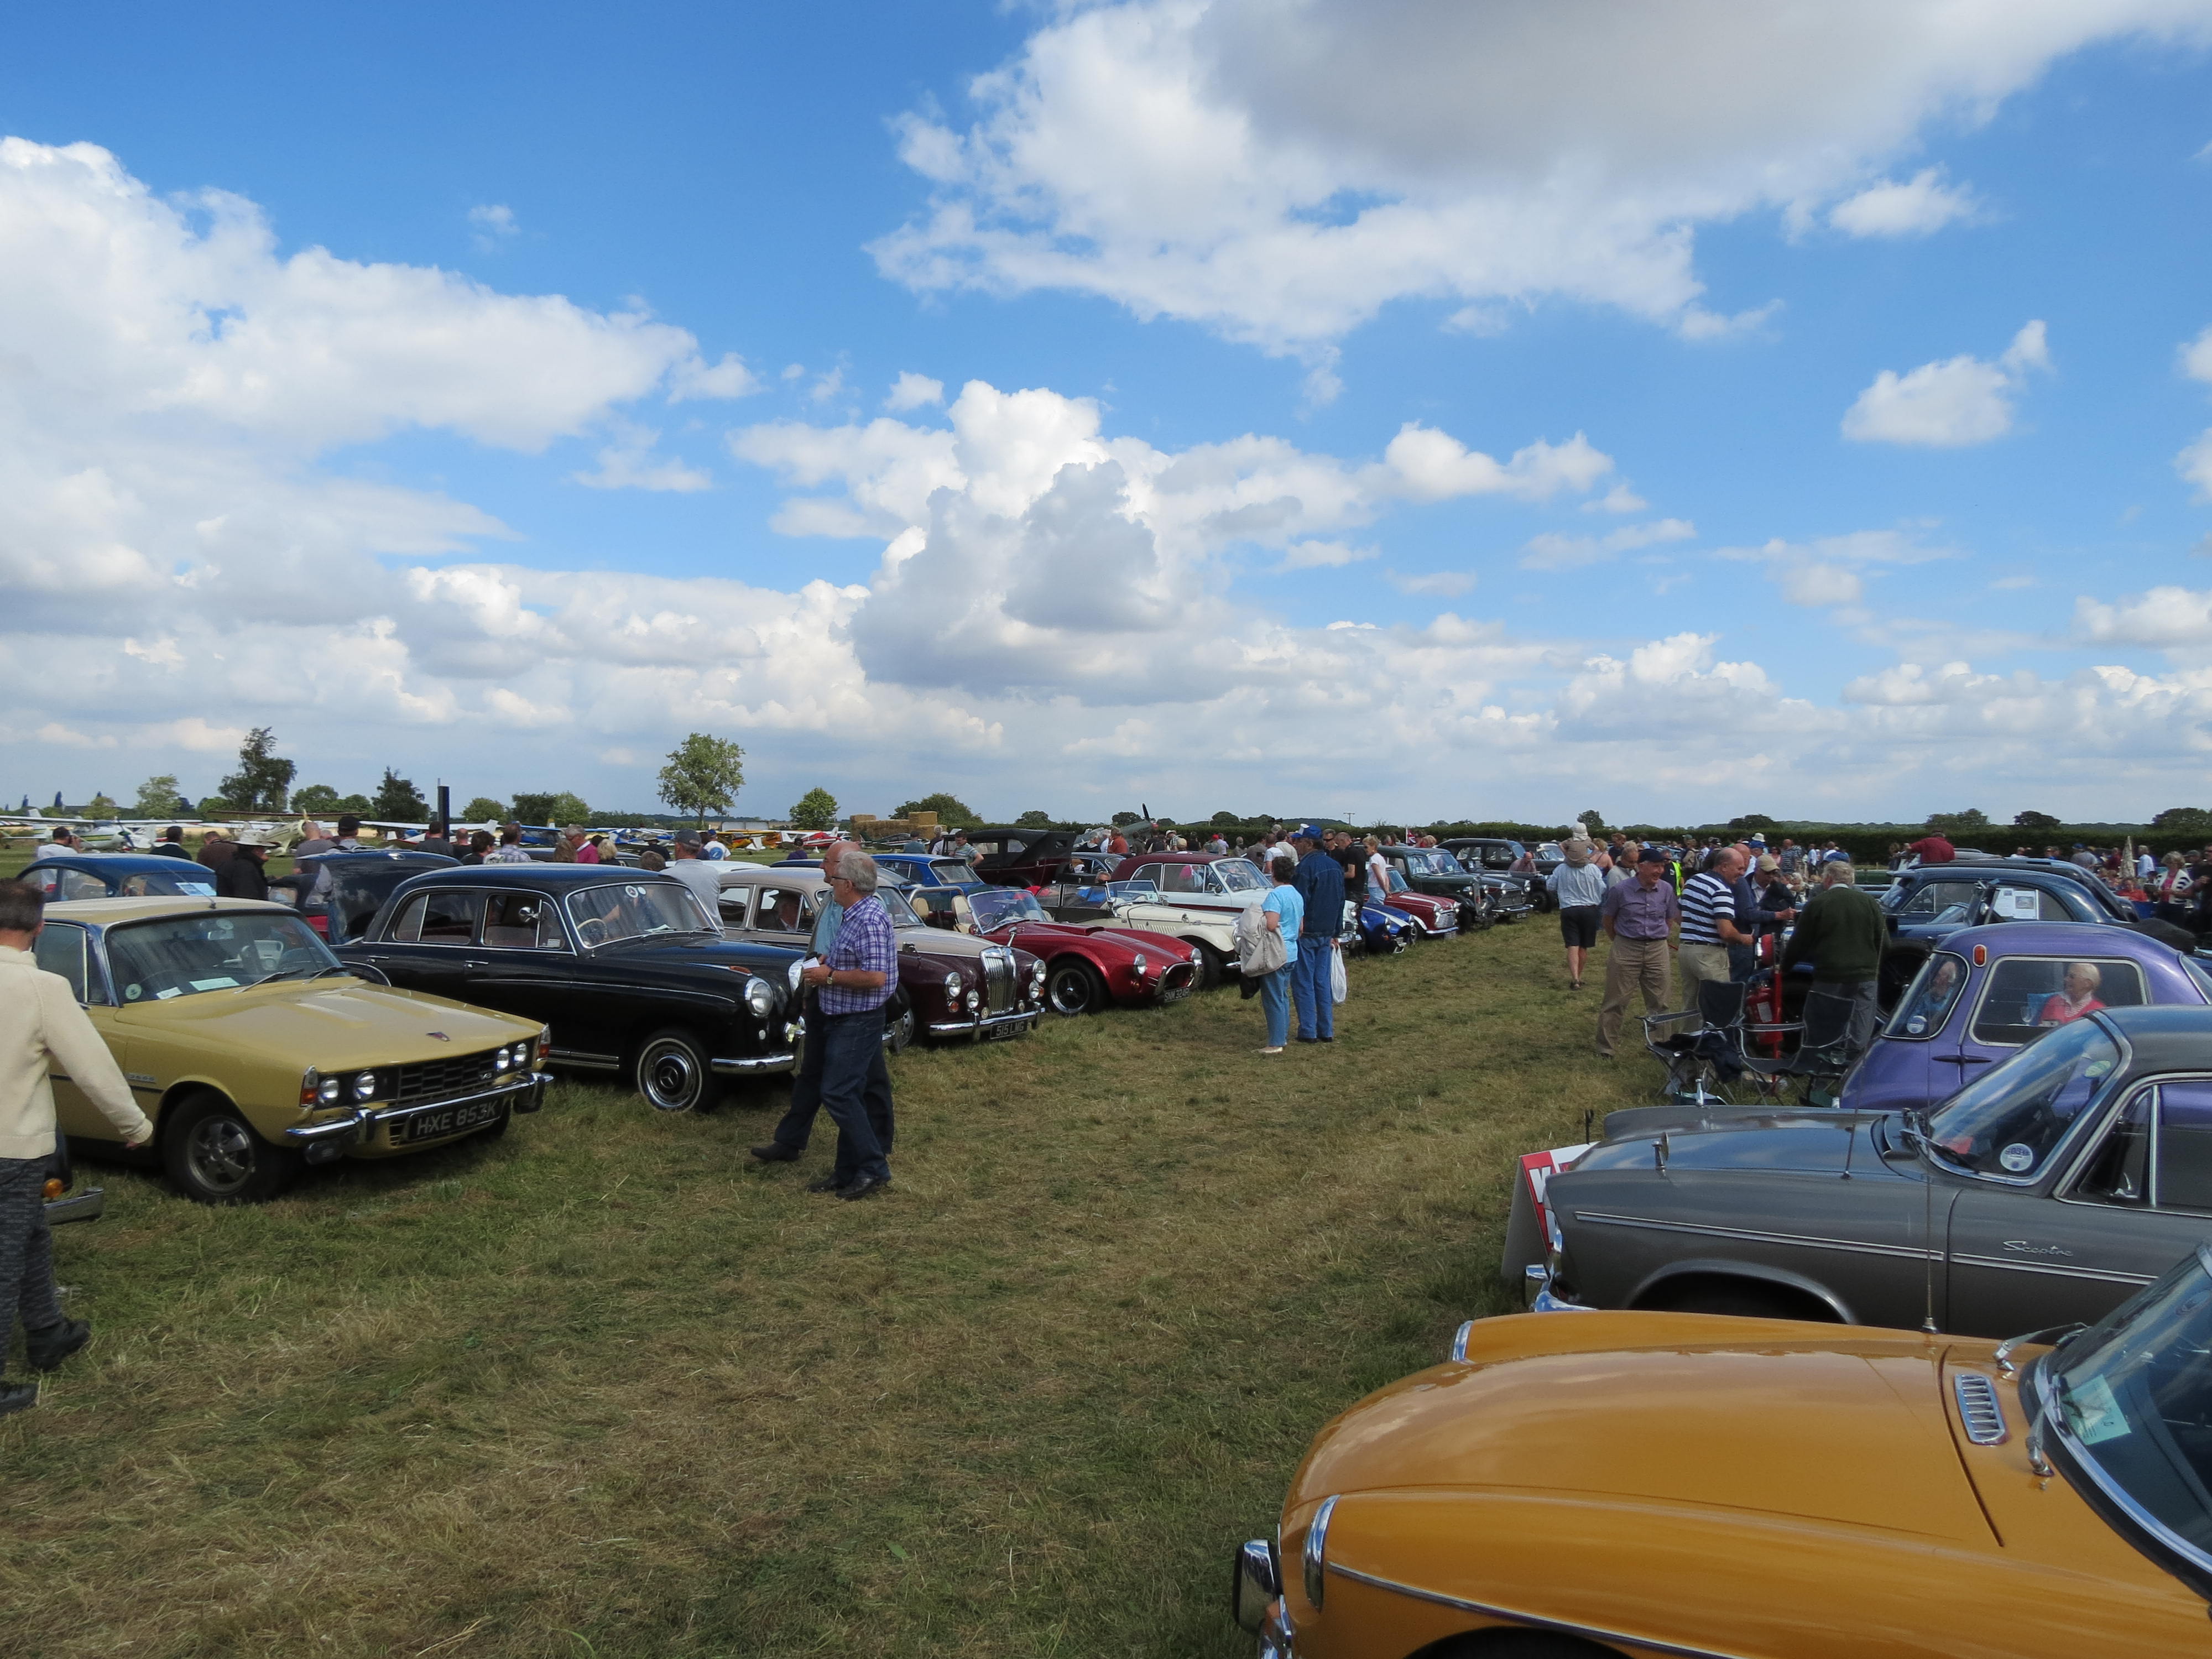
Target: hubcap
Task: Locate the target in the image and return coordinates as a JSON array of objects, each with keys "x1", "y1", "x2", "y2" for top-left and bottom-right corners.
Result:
[
  {"x1": 1048, "y1": 967, "x2": 1090, "y2": 1015},
  {"x1": 642, "y1": 1042, "x2": 700, "y2": 1110},
  {"x1": 186, "y1": 1115, "x2": 257, "y2": 1194}
]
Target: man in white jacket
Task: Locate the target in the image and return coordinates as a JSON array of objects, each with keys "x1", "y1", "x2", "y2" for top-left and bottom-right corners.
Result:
[{"x1": 0, "y1": 879, "x2": 153, "y2": 1418}]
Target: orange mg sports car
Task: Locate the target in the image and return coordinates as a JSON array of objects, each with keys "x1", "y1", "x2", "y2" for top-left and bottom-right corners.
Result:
[{"x1": 1232, "y1": 1245, "x2": 2212, "y2": 1658}]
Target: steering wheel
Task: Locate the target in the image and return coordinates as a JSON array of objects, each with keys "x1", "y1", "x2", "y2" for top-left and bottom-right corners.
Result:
[{"x1": 576, "y1": 917, "x2": 607, "y2": 947}]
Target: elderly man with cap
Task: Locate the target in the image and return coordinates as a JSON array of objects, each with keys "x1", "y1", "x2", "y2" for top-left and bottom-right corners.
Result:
[
  {"x1": 1288, "y1": 823, "x2": 1345, "y2": 1044},
  {"x1": 215, "y1": 831, "x2": 276, "y2": 901},
  {"x1": 1595, "y1": 847, "x2": 1680, "y2": 1059},
  {"x1": 662, "y1": 827, "x2": 725, "y2": 924},
  {"x1": 0, "y1": 878, "x2": 155, "y2": 1417}
]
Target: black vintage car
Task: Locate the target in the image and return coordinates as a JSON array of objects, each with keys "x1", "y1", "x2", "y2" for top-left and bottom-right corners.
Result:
[
  {"x1": 1377, "y1": 843, "x2": 1488, "y2": 929},
  {"x1": 272, "y1": 849, "x2": 458, "y2": 943},
  {"x1": 1515, "y1": 1005, "x2": 2212, "y2": 1339},
  {"x1": 1438, "y1": 837, "x2": 1540, "y2": 920},
  {"x1": 1879, "y1": 857, "x2": 2151, "y2": 1003},
  {"x1": 336, "y1": 867, "x2": 799, "y2": 1113}
]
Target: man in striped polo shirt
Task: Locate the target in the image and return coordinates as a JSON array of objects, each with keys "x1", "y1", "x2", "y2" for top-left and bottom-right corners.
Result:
[{"x1": 1677, "y1": 847, "x2": 1752, "y2": 1031}]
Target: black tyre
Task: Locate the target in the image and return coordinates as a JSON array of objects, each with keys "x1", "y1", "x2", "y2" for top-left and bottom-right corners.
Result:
[
  {"x1": 885, "y1": 993, "x2": 916, "y2": 1054},
  {"x1": 163, "y1": 1092, "x2": 301, "y2": 1205},
  {"x1": 1428, "y1": 1632, "x2": 1626, "y2": 1659},
  {"x1": 1046, "y1": 958, "x2": 1107, "y2": 1016},
  {"x1": 1187, "y1": 940, "x2": 1224, "y2": 991},
  {"x1": 633, "y1": 1027, "x2": 714, "y2": 1113}
]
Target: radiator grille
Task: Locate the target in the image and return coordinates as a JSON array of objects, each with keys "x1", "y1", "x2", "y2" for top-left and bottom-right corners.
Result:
[
  {"x1": 982, "y1": 947, "x2": 1016, "y2": 1014},
  {"x1": 1954, "y1": 1372, "x2": 2008, "y2": 1445},
  {"x1": 392, "y1": 1049, "x2": 502, "y2": 1107}
]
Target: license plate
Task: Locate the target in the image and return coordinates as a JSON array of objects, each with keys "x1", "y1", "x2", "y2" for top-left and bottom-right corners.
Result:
[
  {"x1": 397, "y1": 1096, "x2": 506, "y2": 1144},
  {"x1": 984, "y1": 1020, "x2": 1028, "y2": 1041}
]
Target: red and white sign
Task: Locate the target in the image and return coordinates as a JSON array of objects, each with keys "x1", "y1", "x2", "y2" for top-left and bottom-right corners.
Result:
[{"x1": 1520, "y1": 1142, "x2": 1594, "y2": 1244}]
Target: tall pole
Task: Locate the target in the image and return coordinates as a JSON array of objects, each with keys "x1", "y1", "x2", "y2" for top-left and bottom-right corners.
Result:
[{"x1": 437, "y1": 783, "x2": 450, "y2": 834}]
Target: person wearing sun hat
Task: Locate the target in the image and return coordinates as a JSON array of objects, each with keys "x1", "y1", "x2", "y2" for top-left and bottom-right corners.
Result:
[
  {"x1": 215, "y1": 830, "x2": 278, "y2": 901},
  {"x1": 1546, "y1": 838, "x2": 1606, "y2": 990}
]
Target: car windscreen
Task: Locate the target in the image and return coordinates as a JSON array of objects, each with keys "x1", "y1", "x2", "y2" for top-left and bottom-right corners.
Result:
[
  {"x1": 930, "y1": 860, "x2": 974, "y2": 885},
  {"x1": 2044, "y1": 1246, "x2": 2212, "y2": 1570},
  {"x1": 1886, "y1": 951, "x2": 1970, "y2": 1039},
  {"x1": 565, "y1": 882, "x2": 715, "y2": 945},
  {"x1": 1405, "y1": 850, "x2": 1467, "y2": 876},
  {"x1": 106, "y1": 912, "x2": 341, "y2": 1001},
  {"x1": 967, "y1": 888, "x2": 1049, "y2": 930},
  {"x1": 1925, "y1": 1016, "x2": 2122, "y2": 1180},
  {"x1": 1213, "y1": 859, "x2": 1266, "y2": 891}
]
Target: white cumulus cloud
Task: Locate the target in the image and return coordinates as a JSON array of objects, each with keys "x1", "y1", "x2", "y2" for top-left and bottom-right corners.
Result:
[
  {"x1": 885, "y1": 371, "x2": 945, "y2": 411},
  {"x1": 1828, "y1": 168, "x2": 1979, "y2": 237},
  {"x1": 1842, "y1": 321, "x2": 2051, "y2": 446}
]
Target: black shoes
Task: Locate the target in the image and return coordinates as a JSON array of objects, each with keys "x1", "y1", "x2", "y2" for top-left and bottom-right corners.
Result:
[
  {"x1": 805, "y1": 1175, "x2": 844, "y2": 1193},
  {"x1": 748, "y1": 1142, "x2": 801, "y2": 1164},
  {"x1": 0, "y1": 1380, "x2": 35, "y2": 1418},
  {"x1": 25, "y1": 1318, "x2": 88, "y2": 1373},
  {"x1": 836, "y1": 1173, "x2": 890, "y2": 1201}
]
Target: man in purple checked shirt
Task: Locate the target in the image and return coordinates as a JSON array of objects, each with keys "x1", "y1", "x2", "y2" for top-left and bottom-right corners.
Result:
[{"x1": 799, "y1": 849, "x2": 897, "y2": 1201}]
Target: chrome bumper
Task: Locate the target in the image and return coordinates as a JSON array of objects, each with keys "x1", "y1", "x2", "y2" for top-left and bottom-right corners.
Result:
[
  {"x1": 926, "y1": 1008, "x2": 1042, "y2": 1039},
  {"x1": 1230, "y1": 1538, "x2": 1293, "y2": 1656},
  {"x1": 711, "y1": 1048, "x2": 799, "y2": 1077},
  {"x1": 284, "y1": 1072, "x2": 551, "y2": 1154},
  {"x1": 1522, "y1": 1263, "x2": 1596, "y2": 1314},
  {"x1": 44, "y1": 1186, "x2": 104, "y2": 1225}
]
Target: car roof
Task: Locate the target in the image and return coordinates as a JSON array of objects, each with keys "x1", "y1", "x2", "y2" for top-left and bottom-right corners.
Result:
[
  {"x1": 392, "y1": 866, "x2": 684, "y2": 888},
  {"x1": 46, "y1": 896, "x2": 291, "y2": 924},
  {"x1": 1934, "y1": 922, "x2": 2180, "y2": 961},
  {"x1": 296, "y1": 850, "x2": 457, "y2": 868},
  {"x1": 2098, "y1": 1004, "x2": 2212, "y2": 1067},
  {"x1": 718, "y1": 867, "x2": 826, "y2": 889},
  {"x1": 38, "y1": 854, "x2": 204, "y2": 874},
  {"x1": 1118, "y1": 852, "x2": 1224, "y2": 865}
]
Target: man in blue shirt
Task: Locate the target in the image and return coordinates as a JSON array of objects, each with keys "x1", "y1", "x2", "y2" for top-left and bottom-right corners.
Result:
[
  {"x1": 751, "y1": 843, "x2": 865, "y2": 1167},
  {"x1": 1289, "y1": 825, "x2": 1345, "y2": 1043}
]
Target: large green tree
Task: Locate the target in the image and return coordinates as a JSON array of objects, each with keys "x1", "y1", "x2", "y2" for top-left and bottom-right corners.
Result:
[
  {"x1": 658, "y1": 733, "x2": 745, "y2": 824},
  {"x1": 1015, "y1": 809, "x2": 1054, "y2": 828},
  {"x1": 371, "y1": 768, "x2": 429, "y2": 822},
  {"x1": 461, "y1": 795, "x2": 508, "y2": 824},
  {"x1": 291, "y1": 784, "x2": 346, "y2": 816},
  {"x1": 788, "y1": 787, "x2": 839, "y2": 831},
  {"x1": 512, "y1": 791, "x2": 591, "y2": 827},
  {"x1": 894, "y1": 792, "x2": 975, "y2": 827},
  {"x1": 1926, "y1": 807, "x2": 1991, "y2": 838},
  {"x1": 2013, "y1": 810, "x2": 2062, "y2": 832},
  {"x1": 133, "y1": 774, "x2": 186, "y2": 818},
  {"x1": 217, "y1": 727, "x2": 296, "y2": 812},
  {"x1": 2154, "y1": 806, "x2": 2212, "y2": 836}
]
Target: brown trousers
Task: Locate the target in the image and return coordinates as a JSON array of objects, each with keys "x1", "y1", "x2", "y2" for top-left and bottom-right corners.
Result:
[{"x1": 1597, "y1": 935, "x2": 1673, "y2": 1057}]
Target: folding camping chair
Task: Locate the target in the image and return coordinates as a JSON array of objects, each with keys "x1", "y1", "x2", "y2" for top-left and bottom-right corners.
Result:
[
  {"x1": 1640, "y1": 980, "x2": 1777, "y2": 1106},
  {"x1": 1734, "y1": 987, "x2": 1860, "y2": 1108}
]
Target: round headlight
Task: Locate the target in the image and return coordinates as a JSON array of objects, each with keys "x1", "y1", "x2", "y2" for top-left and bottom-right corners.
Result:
[
  {"x1": 494, "y1": 1047, "x2": 512, "y2": 1071},
  {"x1": 942, "y1": 971, "x2": 963, "y2": 997},
  {"x1": 1131, "y1": 952, "x2": 1148, "y2": 974},
  {"x1": 745, "y1": 978, "x2": 775, "y2": 1018},
  {"x1": 965, "y1": 989, "x2": 981, "y2": 1011},
  {"x1": 317, "y1": 1077, "x2": 342, "y2": 1104},
  {"x1": 351, "y1": 1071, "x2": 377, "y2": 1100}
]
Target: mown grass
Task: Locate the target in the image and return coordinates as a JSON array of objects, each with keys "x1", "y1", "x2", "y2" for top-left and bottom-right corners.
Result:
[{"x1": 2, "y1": 919, "x2": 1663, "y2": 1658}]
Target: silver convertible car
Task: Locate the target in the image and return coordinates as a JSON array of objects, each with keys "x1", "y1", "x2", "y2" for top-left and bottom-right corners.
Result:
[{"x1": 1514, "y1": 1005, "x2": 2212, "y2": 1339}]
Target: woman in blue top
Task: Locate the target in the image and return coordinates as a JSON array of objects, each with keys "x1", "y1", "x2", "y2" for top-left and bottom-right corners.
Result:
[{"x1": 1259, "y1": 857, "x2": 1305, "y2": 1053}]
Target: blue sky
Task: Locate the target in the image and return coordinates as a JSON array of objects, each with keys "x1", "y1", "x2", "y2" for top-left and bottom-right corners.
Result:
[{"x1": 4, "y1": 2, "x2": 2212, "y2": 827}]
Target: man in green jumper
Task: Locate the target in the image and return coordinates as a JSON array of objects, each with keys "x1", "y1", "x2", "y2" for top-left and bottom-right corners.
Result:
[{"x1": 1780, "y1": 860, "x2": 1887, "y2": 1055}]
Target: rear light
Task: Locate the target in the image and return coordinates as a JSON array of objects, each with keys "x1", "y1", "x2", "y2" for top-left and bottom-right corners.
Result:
[{"x1": 534, "y1": 1030, "x2": 551, "y2": 1067}]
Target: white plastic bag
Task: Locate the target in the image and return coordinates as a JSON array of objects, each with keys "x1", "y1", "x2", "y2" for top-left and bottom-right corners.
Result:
[{"x1": 1330, "y1": 944, "x2": 1348, "y2": 1004}]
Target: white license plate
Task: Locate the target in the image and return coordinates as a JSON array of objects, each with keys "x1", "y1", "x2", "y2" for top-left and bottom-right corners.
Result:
[{"x1": 397, "y1": 1097, "x2": 505, "y2": 1144}]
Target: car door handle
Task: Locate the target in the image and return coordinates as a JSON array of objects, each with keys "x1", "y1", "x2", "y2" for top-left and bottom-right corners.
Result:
[
  {"x1": 463, "y1": 959, "x2": 489, "y2": 969},
  {"x1": 1958, "y1": 1055, "x2": 1994, "y2": 1066}
]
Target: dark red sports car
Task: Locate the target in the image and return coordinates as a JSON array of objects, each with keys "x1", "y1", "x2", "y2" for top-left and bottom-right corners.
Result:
[{"x1": 907, "y1": 884, "x2": 1198, "y2": 1016}]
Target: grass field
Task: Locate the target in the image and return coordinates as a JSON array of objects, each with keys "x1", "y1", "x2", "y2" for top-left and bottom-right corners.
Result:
[{"x1": 1, "y1": 912, "x2": 1665, "y2": 1658}]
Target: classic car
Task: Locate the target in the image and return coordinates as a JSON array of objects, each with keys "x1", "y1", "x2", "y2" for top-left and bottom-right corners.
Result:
[
  {"x1": 1510, "y1": 1006, "x2": 2212, "y2": 1338},
  {"x1": 270, "y1": 849, "x2": 458, "y2": 941},
  {"x1": 1230, "y1": 1250, "x2": 2212, "y2": 1659},
  {"x1": 905, "y1": 883, "x2": 1197, "y2": 1015},
  {"x1": 708, "y1": 864, "x2": 1044, "y2": 1046},
  {"x1": 23, "y1": 854, "x2": 217, "y2": 901},
  {"x1": 1841, "y1": 922, "x2": 2212, "y2": 1115},
  {"x1": 40, "y1": 897, "x2": 547, "y2": 1204},
  {"x1": 1437, "y1": 837, "x2": 1540, "y2": 920},
  {"x1": 1041, "y1": 880, "x2": 1242, "y2": 988},
  {"x1": 1377, "y1": 844, "x2": 1488, "y2": 931},
  {"x1": 1350, "y1": 898, "x2": 1413, "y2": 956},
  {"x1": 1879, "y1": 858, "x2": 2148, "y2": 1003},
  {"x1": 336, "y1": 867, "x2": 796, "y2": 1114},
  {"x1": 963, "y1": 826, "x2": 1085, "y2": 888},
  {"x1": 870, "y1": 852, "x2": 987, "y2": 891},
  {"x1": 1369, "y1": 865, "x2": 1459, "y2": 940}
]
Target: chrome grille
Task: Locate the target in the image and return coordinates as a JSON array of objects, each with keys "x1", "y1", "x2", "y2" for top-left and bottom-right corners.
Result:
[
  {"x1": 1954, "y1": 1372, "x2": 2007, "y2": 1445},
  {"x1": 392, "y1": 1049, "x2": 502, "y2": 1107},
  {"x1": 982, "y1": 947, "x2": 1015, "y2": 1014}
]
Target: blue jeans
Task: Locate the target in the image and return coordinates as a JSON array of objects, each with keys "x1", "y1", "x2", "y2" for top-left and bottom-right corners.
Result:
[
  {"x1": 1292, "y1": 942, "x2": 1334, "y2": 1040},
  {"x1": 817, "y1": 1010, "x2": 894, "y2": 1185},
  {"x1": 1260, "y1": 964, "x2": 1293, "y2": 1047}
]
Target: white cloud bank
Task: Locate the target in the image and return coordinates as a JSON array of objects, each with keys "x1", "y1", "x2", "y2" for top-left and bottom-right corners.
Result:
[
  {"x1": 1843, "y1": 321, "x2": 2051, "y2": 446},
  {"x1": 2, "y1": 137, "x2": 2209, "y2": 822},
  {"x1": 873, "y1": 0, "x2": 2206, "y2": 384}
]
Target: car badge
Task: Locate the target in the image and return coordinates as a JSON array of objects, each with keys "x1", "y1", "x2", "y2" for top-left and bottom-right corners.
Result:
[{"x1": 426, "y1": 1030, "x2": 452, "y2": 1042}]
